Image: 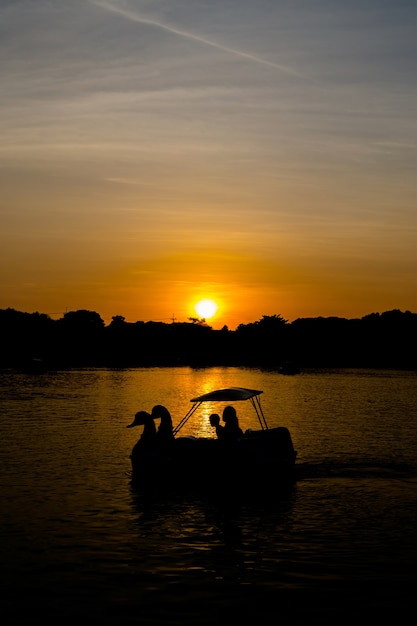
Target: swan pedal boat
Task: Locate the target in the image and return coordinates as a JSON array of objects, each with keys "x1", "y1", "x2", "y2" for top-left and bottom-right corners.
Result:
[{"x1": 129, "y1": 387, "x2": 297, "y2": 491}]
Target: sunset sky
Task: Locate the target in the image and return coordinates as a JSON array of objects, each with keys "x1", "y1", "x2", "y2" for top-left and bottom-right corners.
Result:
[{"x1": 1, "y1": 0, "x2": 416, "y2": 329}]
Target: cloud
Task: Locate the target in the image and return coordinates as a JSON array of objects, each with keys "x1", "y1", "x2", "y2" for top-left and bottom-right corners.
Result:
[{"x1": 90, "y1": 0, "x2": 305, "y2": 78}]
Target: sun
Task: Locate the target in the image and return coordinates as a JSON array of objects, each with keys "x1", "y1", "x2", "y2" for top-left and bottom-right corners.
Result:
[{"x1": 194, "y1": 299, "x2": 218, "y2": 319}]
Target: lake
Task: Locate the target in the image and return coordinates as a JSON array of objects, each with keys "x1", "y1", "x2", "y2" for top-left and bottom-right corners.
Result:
[{"x1": 0, "y1": 367, "x2": 416, "y2": 624}]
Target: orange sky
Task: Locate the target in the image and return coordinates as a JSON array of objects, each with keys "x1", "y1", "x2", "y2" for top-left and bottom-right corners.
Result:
[{"x1": 1, "y1": 1, "x2": 416, "y2": 329}]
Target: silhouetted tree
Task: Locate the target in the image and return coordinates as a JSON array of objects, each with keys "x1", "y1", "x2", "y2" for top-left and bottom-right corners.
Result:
[
  {"x1": 56, "y1": 309, "x2": 105, "y2": 366},
  {"x1": 235, "y1": 314, "x2": 289, "y2": 366},
  {"x1": 0, "y1": 307, "x2": 415, "y2": 369}
]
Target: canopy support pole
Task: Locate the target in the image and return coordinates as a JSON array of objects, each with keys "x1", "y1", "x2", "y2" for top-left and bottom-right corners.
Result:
[
  {"x1": 250, "y1": 395, "x2": 268, "y2": 430},
  {"x1": 173, "y1": 402, "x2": 202, "y2": 436}
]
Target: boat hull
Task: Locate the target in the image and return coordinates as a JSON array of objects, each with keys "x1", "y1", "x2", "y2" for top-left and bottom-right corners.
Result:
[{"x1": 130, "y1": 427, "x2": 297, "y2": 494}]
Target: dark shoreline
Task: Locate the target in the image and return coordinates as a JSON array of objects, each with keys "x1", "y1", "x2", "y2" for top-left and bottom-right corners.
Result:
[{"x1": 1, "y1": 307, "x2": 415, "y2": 371}]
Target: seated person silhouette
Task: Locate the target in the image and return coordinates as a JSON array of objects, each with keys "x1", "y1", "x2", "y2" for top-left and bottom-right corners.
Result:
[
  {"x1": 222, "y1": 405, "x2": 244, "y2": 443},
  {"x1": 209, "y1": 413, "x2": 224, "y2": 439}
]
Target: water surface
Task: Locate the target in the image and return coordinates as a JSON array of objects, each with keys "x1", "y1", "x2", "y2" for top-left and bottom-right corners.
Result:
[{"x1": 0, "y1": 367, "x2": 416, "y2": 624}]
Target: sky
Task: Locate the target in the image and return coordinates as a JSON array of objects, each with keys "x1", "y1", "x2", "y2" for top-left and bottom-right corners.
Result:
[{"x1": 1, "y1": 0, "x2": 416, "y2": 329}]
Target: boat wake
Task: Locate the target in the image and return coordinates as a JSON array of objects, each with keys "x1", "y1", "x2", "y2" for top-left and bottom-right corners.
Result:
[{"x1": 295, "y1": 459, "x2": 417, "y2": 482}]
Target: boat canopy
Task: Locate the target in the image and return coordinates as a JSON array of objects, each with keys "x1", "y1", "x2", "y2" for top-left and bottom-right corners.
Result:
[
  {"x1": 173, "y1": 387, "x2": 267, "y2": 435},
  {"x1": 190, "y1": 387, "x2": 263, "y2": 403}
]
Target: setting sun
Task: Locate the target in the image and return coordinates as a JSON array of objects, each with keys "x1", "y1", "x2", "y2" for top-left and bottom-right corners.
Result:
[{"x1": 194, "y1": 299, "x2": 218, "y2": 320}]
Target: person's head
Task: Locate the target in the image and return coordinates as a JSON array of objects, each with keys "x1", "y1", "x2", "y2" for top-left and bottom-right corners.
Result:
[
  {"x1": 222, "y1": 405, "x2": 237, "y2": 424},
  {"x1": 209, "y1": 413, "x2": 220, "y2": 427}
]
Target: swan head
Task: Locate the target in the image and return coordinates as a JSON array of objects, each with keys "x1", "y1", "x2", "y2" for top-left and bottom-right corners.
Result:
[
  {"x1": 151, "y1": 404, "x2": 172, "y2": 423},
  {"x1": 127, "y1": 410, "x2": 153, "y2": 428}
]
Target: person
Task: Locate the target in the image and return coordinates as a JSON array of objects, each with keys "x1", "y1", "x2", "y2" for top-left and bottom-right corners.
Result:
[
  {"x1": 222, "y1": 405, "x2": 244, "y2": 442},
  {"x1": 209, "y1": 413, "x2": 224, "y2": 439}
]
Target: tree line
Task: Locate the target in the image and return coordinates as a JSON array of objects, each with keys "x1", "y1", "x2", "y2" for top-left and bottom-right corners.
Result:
[{"x1": 0, "y1": 307, "x2": 415, "y2": 371}]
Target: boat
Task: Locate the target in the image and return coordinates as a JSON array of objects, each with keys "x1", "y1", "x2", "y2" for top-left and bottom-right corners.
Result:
[{"x1": 127, "y1": 387, "x2": 297, "y2": 494}]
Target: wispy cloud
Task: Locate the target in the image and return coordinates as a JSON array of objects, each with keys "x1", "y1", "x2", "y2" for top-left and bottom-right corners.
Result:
[
  {"x1": 90, "y1": 0, "x2": 305, "y2": 78},
  {"x1": 105, "y1": 177, "x2": 154, "y2": 186}
]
